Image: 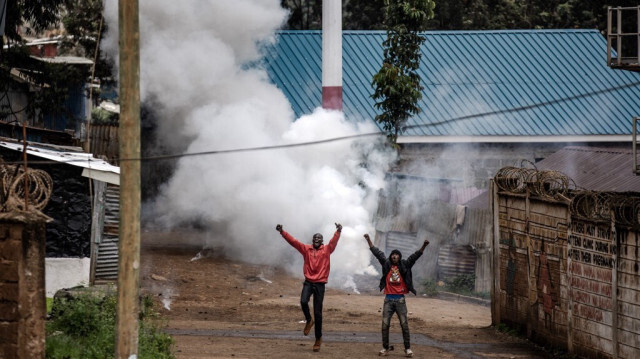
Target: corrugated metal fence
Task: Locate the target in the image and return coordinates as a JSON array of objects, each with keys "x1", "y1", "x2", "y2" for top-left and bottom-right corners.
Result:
[
  {"x1": 89, "y1": 125, "x2": 119, "y2": 165},
  {"x1": 90, "y1": 182, "x2": 120, "y2": 283},
  {"x1": 458, "y1": 207, "x2": 492, "y2": 292}
]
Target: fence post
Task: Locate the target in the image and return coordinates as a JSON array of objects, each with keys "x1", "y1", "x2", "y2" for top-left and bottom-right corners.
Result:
[
  {"x1": 491, "y1": 179, "x2": 501, "y2": 325},
  {"x1": 0, "y1": 212, "x2": 50, "y2": 358}
]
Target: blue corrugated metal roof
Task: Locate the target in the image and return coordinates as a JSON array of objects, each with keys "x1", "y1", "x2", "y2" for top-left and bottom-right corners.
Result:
[{"x1": 261, "y1": 30, "x2": 640, "y2": 137}]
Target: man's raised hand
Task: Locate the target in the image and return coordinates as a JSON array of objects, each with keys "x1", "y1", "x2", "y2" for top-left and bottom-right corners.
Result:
[
  {"x1": 335, "y1": 223, "x2": 342, "y2": 232},
  {"x1": 363, "y1": 233, "x2": 374, "y2": 248},
  {"x1": 419, "y1": 238, "x2": 430, "y2": 253},
  {"x1": 276, "y1": 224, "x2": 283, "y2": 232}
]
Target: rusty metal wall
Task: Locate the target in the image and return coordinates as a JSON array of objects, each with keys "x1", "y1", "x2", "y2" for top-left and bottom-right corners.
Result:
[
  {"x1": 89, "y1": 125, "x2": 119, "y2": 165},
  {"x1": 437, "y1": 244, "x2": 476, "y2": 280},
  {"x1": 93, "y1": 183, "x2": 120, "y2": 282},
  {"x1": 458, "y1": 207, "x2": 492, "y2": 292},
  {"x1": 494, "y1": 186, "x2": 640, "y2": 358}
]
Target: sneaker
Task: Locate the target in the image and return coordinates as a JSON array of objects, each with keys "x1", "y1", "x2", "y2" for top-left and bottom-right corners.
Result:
[
  {"x1": 405, "y1": 348, "x2": 414, "y2": 357},
  {"x1": 312, "y1": 338, "x2": 322, "y2": 352},
  {"x1": 379, "y1": 346, "x2": 393, "y2": 356},
  {"x1": 303, "y1": 319, "x2": 314, "y2": 336}
]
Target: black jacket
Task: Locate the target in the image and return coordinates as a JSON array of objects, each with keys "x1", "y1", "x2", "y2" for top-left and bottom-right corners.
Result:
[{"x1": 370, "y1": 246, "x2": 423, "y2": 295}]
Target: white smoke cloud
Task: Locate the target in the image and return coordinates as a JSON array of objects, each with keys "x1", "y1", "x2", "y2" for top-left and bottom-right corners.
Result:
[{"x1": 102, "y1": 0, "x2": 395, "y2": 287}]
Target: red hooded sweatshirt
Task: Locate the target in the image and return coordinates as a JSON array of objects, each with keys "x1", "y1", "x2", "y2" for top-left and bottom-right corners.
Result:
[{"x1": 280, "y1": 230, "x2": 341, "y2": 283}]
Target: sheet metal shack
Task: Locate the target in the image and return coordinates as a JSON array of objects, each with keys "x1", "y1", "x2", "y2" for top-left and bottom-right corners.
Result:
[
  {"x1": 0, "y1": 139, "x2": 120, "y2": 290},
  {"x1": 492, "y1": 156, "x2": 640, "y2": 358}
]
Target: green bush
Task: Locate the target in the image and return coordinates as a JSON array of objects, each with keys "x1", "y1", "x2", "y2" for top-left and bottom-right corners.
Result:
[
  {"x1": 444, "y1": 274, "x2": 475, "y2": 293},
  {"x1": 91, "y1": 107, "x2": 119, "y2": 125},
  {"x1": 46, "y1": 292, "x2": 173, "y2": 359},
  {"x1": 421, "y1": 279, "x2": 439, "y2": 297},
  {"x1": 46, "y1": 297, "x2": 53, "y2": 314}
]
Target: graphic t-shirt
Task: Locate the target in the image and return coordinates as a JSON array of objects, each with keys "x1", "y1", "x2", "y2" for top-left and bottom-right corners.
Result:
[{"x1": 385, "y1": 265, "x2": 408, "y2": 295}]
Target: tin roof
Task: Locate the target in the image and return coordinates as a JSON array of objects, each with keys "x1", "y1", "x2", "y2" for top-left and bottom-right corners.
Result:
[
  {"x1": 535, "y1": 146, "x2": 640, "y2": 192},
  {"x1": 262, "y1": 30, "x2": 640, "y2": 140},
  {"x1": 0, "y1": 139, "x2": 120, "y2": 185}
]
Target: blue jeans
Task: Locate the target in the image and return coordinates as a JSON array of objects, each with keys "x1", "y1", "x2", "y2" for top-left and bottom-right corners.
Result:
[{"x1": 382, "y1": 296, "x2": 410, "y2": 350}]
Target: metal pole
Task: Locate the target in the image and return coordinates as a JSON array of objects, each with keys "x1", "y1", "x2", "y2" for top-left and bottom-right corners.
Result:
[
  {"x1": 116, "y1": 0, "x2": 141, "y2": 357},
  {"x1": 617, "y1": 7, "x2": 622, "y2": 66},
  {"x1": 85, "y1": 14, "x2": 104, "y2": 154},
  {"x1": 490, "y1": 179, "x2": 501, "y2": 325},
  {"x1": 633, "y1": 118, "x2": 638, "y2": 174},
  {"x1": 607, "y1": 7, "x2": 612, "y2": 66},
  {"x1": 22, "y1": 121, "x2": 28, "y2": 210}
]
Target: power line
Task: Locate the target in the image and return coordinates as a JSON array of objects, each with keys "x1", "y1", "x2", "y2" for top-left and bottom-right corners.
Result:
[
  {"x1": 2, "y1": 79, "x2": 639, "y2": 166},
  {"x1": 133, "y1": 79, "x2": 640, "y2": 161}
]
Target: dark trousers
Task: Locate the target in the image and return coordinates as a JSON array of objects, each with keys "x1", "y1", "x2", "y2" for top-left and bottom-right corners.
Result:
[
  {"x1": 382, "y1": 296, "x2": 410, "y2": 350},
  {"x1": 300, "y1": 280, "x2": 325, "y2": 339}
]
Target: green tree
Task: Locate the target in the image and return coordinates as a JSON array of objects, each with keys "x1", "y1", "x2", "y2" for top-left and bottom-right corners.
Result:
[
  {"x1": 280, "y1": 0, "x2": 387, "y2": 30},
  {"x1": 0, "y1": 0, "x2": 99, "y2": 129},
  {"x1": 61, "y1": 0, "x2": 111, "y2": 80},
  {"x1": 1, "y1": 0, "x2": 63, "y2": 42},
  {"x1": 344, "y1": 0, "x2": 386, "y2": 30},
  {"x1": 280, "y1": 0, "x2": 322, "y2": 30},
  {"x1": 371, "y1": 0, "x2": 435, "y2": 144}
]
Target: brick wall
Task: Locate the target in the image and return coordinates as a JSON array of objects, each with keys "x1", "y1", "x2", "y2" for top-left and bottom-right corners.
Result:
[
  {"x1": 0, "y1": 212, "x2": 48, "y2": 359},
  {"x1": 494, "y1": 186, "x2": 640, "y2": 358}
]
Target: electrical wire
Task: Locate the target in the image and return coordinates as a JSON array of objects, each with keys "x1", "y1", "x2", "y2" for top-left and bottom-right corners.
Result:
[{"x1": 1, "y1": 79, "x2": 639, "y2": 166}]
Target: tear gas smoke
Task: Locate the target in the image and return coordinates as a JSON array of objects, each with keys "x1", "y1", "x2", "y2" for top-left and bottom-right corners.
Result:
[{"x1": 103, "y1": 0, "x2": 396, "y2": 289}]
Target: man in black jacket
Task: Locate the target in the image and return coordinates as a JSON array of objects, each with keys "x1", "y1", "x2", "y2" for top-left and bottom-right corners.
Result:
[{"x1": 364, "y1": 233, "x2": 429, "y2": 358}]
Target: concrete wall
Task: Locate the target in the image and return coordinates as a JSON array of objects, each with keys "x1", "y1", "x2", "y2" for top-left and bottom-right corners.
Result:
[
  {"x1": 0, "y1": 213, "x2": 48, "y2": 359},
  {"x1": 493, "y1": 184, "x2": 640, "y2": 358},
  {"x1": 399, "y1": 142, "x2": 626, "y2": 189},
  {"x1": 45, "y1": 257, "x2": 91, "y2": 297}
]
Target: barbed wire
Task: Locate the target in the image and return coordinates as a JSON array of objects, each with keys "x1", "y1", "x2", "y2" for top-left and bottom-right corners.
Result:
[
  {"x1": 496, "y1": 164, "x2": 640, "y2": 227},
  {"x1": 0, "y1": 160, "x2": 53, "y2": 212}
]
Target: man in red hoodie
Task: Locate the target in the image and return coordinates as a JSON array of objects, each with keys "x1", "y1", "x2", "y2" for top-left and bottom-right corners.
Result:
[{"x1": 276, "y1": 222, "x2": 342, "y2": 352}]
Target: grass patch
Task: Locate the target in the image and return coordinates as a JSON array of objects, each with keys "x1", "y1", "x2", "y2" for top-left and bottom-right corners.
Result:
[
  {"x1": 46, "y1": 289, "x2": 174, "y2": 358},
  {"x1": 46, "y1": 297, "x2": 53, "y2": 314}
]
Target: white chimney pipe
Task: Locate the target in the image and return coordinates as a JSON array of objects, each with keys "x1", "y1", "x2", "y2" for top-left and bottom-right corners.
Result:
[{"x1": 322, "y1": 0, "x2": 342, "y2": 111}]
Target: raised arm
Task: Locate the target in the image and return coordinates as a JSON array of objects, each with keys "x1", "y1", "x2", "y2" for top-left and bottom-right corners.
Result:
[
  {"x1": 419, "y1": 239, "x2": 429, "y2": 253},
  {"x1": 406, "y1": 238, "x2": 430, "y2": 267},
  {"x1": 327, "y1": 223, "x2": 342, "y2": 253},
  {"x1": 276, "y1": 224, "x2": 305, "y2": 254},
  {"x1": 365, "y1": 234, "x2": 387, "y2": 265},
  {"x1": 364, "y1": 233, "x2": 374, "y2": 248}
]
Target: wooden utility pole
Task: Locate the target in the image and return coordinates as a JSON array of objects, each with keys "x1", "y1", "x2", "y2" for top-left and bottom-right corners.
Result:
[{"x1": 116, "y1": 0, "x2": 141, "y2": 358}]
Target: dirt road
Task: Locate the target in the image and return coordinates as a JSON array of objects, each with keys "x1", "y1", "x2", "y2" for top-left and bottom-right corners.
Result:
[{"x1": 140, "y1": 232, "x2": 550, "y2": 359}]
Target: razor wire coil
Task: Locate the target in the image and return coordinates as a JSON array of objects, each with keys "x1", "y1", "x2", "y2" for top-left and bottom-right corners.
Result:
[
  {"x1": 495, "y1": 164, "x2": 640, "y2": 227},
  {"x1": 0, "y1": 160, "x2": 53, "y2": 212},
  {"x1": 494, "y1": 166, "x2": 573, "y2": 200}
]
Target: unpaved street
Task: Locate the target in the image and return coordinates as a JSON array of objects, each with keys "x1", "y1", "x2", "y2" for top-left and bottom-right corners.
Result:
[{"x1": 140, "y1": 232, "x2": 550, "y2": 359}]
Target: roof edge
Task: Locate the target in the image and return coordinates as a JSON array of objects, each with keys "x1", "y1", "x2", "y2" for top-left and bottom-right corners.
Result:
[
  {"x1": 397, "y1": 135, "x2": 632, "y2": 144},
  {"x1": 275, "y1": 29, "x2": 601, "y2": 35}
]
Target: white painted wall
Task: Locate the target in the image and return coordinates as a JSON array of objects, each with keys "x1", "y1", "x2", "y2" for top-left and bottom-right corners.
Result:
[
  {"x1": 45, "y1": 257, "x2": 91, "y2": 297},
  {"x1": 322, "y1": 0, "x2": 342, "y2": 87}
]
